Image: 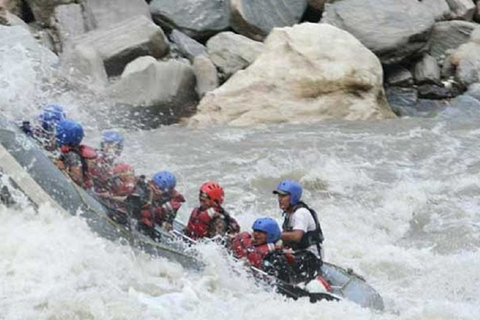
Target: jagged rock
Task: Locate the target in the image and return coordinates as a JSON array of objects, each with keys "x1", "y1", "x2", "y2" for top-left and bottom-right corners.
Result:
[
  {"x1": 82, "y1": 0, "x2": 151, "y2": 31},
  {"x1": 428, "y1": 20, "x2": 477, "y2": 59},
  {"x1": 419, "y1": 0, "x2": 451, "y2": 21},
  {"x1": 417, "y1": 83, "x2": 459, "y2": 99},
  {"x1": 53, "y1": 4, "x2": 85, "y2": 49},
  {"x1": 230, "y1": 0, "x2": 308, "y2": 40},
  {"x1": 206, "y1": 31, "x2": 265, "y2": 78},
  {"x1": 150, "y1": 0, "x2": 230, "y2": 39},
  {"x1": 193, "y1": 55, "x2": 218, "y2": 98},
  {"x1": 384, "y1": 65, "x2": 413, "y2": 87},
  {"x1": 61, "y1": 44, "x2": 108, "y2": 87},
  {"x1": 413, "y1": 54, "x2": 441, "y2": 84},
  {"x1": 446, "y1": 0, "x2": 476, "y2": 21},
  {"x1": 189, "y1": 23, "x2": 395, "y2": 127},
  {"x1": 449, "y1": 41, "x2": 480, "y2": 87},
  {"x1": 323, "y1": 0, "x2": 435, "y2": 65},
  {"x1": 169, "y1": 30, "x2": 207, "y2": 62},
  {"x1": 65, "y1": 16, "x2": 169, "y2": 77},
  {"x1": 24, "y1": 0, "x2": 75, "y2": 25},
  {"x1": 106, "y1": 57, "x2": 197, "y2": 125},
  {"x1": 386, "y1": 87, "x2": 418, "y2": 116}
]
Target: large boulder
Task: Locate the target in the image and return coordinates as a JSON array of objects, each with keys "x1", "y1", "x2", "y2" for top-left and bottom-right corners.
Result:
[
  {"x1": 323, "y1": 0, "x2": 435, "y2": 65},
  {"x1": 106, "y1": 57, "x2": 198, "y2": 125},
  {"x1": 428, "y1": 21, "x2": 477, "y2": 60},
  {"x1": 82, "y1": 0, "x2": 151, "y2": 31},
  {"x1": 52, "y1": 4, "x2": 86, "y2": 50},
  {"x1": 419, "y1": 0, "x2": 451, "y2": 21},
  {"x1": 64, "y1": 15, "x2": 169, "y2": 77},
  {"x1": 230, "y1": 0, "x2": 308, "y2": 40},
  {"x1": 169, "y1": 30, "x2": 207, "y2": 61},
  {"x1": 193, "y1": 55, "x2": 219, "y2": 98},
  {"x1": 150, "y1": 0, "x2": 230, "y2": 39},
  {"x1": 189, "y1": 23, "x2": 395, "y2": 127},
  {"x1": 449, "y1": 41, "x2": 480, "y2": 87},
  {"x1": 413, "y1": 54, "x2": 441, "y2": 84},
  {"x1": 206, "y1": 31, "x2": 265, "y2": 78},
  {"x1": 24, "y1": 0, "x2": 75, "y2": 25}
]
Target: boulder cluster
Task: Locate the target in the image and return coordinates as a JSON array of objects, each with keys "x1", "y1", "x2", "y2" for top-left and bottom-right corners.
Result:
[{"x1": 2, "y1": 0, "x2": 480, "y2": 127}]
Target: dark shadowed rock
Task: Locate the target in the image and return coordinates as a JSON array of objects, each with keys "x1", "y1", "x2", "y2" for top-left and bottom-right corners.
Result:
[
  {"x1": 25, "y1": 0, "x2": 75, "y2": 25},
  {"x1": 323, "y1": 0, "x2": 435, "y2": 65},
  {"x1": 384, "y1": 65, "x2": 413, "y2": 87},
  {"x1": 53, "y1": 4, "x2": 85, "y2": 49},
  {"x1": 150, "y1": 0, "x2": 230, "y2": 39},
  {"x1": 82, "y1": 0, "x2": 151, "y2": 31},
  {"x1": 414, "y1": 99, "x2": 449, "y2": 116},
  {"x1": 106, "y1": 57, "x2": 198, "y2": 125},
  {"x1": 386, "y1": 86, "x2": 418, "y2": 115},
  {"x1": 169, "y1": 30, "x2": 207, "y2": 62},
  {"x1": 206, "y1": 31, "x2": 265, "y2": 78},
  {"x1": 65, "y1": 16, "x2": 169, "y2": 77},
  {"x1": 230, "y1": 0, "x2": 308, "y2": 40},
  {"x1": 417, "y1": 83, "x2": 460, "y2": 99},
  {"x1": 446, "y1": 0, "x2": 476, "y2": 20},
  {"x1": 428, "y1": 21, "x2": 477, "y2": 59},
  {"x1": 413, "y1": 54, "x2": 441, "y2": 84}
]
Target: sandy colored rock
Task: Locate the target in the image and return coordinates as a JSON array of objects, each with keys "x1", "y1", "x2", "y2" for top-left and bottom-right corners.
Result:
[{"x1": 189, "y1": 23, "x2": 395, "y2": 127}]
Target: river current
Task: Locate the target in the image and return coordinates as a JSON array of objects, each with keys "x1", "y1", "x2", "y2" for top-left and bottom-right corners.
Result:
[{"x1": 1, "y1": 40, "x2": 480, "y2": 320}]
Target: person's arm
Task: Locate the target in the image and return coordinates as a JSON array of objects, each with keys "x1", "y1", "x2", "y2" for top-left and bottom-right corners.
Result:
[{"x1": 281, "y1": 208, "x2": 310, "y2": 243}]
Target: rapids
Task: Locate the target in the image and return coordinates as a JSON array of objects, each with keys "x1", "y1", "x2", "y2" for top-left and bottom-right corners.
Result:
[{"x1": 1, "y1": 38, "x2": 480, "y2": 320}]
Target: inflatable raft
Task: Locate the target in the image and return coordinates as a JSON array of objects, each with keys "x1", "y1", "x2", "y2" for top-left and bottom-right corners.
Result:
[{"x1": 0, "y1": 116, "x2": 384, "y2": 310}]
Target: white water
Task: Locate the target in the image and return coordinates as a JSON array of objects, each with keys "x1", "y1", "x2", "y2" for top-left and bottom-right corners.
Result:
[{"x1": 1, "y1": 32, "x2": 480, "y2": 320}]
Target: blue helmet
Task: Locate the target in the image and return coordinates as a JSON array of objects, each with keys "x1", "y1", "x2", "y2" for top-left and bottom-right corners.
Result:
[
  {"x1": 38, "y1": 104, "x2": 66, "y2": 132},
  {"x1": 252, "y1": 217, "x2": 281, "y2": 243},
  {"x1": 56, "y1": 119, "x2": 84, "y2": 146},
  {"x1": 273, "y1": 179, "x2": 302, "y2": 205},
  {"x1": 101, "y1": 130, "x2": 124, "y2": 155},
  {"x1": 152, "y1": 171, "x2": 177, "y2": 191}
]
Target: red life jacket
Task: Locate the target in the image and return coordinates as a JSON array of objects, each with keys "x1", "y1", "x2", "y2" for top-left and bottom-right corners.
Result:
[
  {"x1": 230, "y1": 232, "x2": 275, "y2": 269},
  {"x1": 89, "y1": 152, "x2": 115, "y2": 193},
  {"x1": 185, "y1": 206, "x2": 219, "y2": 240},
  {"x1": 59, "y1": 144, "x2": 97, "y2": 189},
  {"x1": 140, "y1": 188, "x2": 185, "y2": 228}
]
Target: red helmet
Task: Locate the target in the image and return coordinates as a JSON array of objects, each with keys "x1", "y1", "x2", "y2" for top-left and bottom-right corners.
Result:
[
  {"x1": 200, "y1": 181, "x2": 224, "y2": 205},
  {"x1": 112, "y1": 163, "x2": 134, "y2": 177}
]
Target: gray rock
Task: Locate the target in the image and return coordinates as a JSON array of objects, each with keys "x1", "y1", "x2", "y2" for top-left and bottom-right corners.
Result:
[
  {"x1": 446, "y1": 0, "x2": 476, "y2": 20},
  {"x1": 150, "y1": 0, "x2": 230, "y2": 39},
  {"x1": 24, "y1": 0, "x2": 75, "y2": 25},
  {"x1": 193, "y1": 55, "x2": 219, "y2": 98},
  {"x1": 414, "y1": 99, "x2": 449, "y2": 116},
  {"x1": 308, "y1": 0, "x2": 326, "y2": 11},
  {"x1": 323, "y1": 0, "x2": 435, "y2": 64},
  {"x1": 419, "y1": 0, "x2": 451, "y2": 21},
  {"x1": 417, "y1": 83, "x2": 459, "y2": 99},
  {"x1": 384, "y1": 65, "x2": 413, "y2": 87},
  {"x1": 470, "y1": 26, "x2": 480, "y2": 43},
  {"x1": 466, "y1": 82, "x2": 480, "y2": 100},
  {"x1": 231, "y1": 0, "x2": 308, "y2": 40},
  {"x1": 428, "y1": 20, "x2": 477, "y2": 59},
  {"x1": 169, "y1": 30, "x2": 207, "y2": 61},
  {"x1": 449, "y1": 41, "x2": 480, "y2": 87},
  {"x1": 61, "y1": 44, "x2": 108, "y2": 87},
  {"x1": 107, "y1": 58, "x2": 198, "y2": 125},
  {"x1": 66, "y1": 16, "x2": 169, "y2": 77},
  {"x1": 413, "y1": 54, "x2": 441, "y2": 84},
  {"x1": 82, "y1": 0, "x2": 151, "y2": 31},
  {"x1": 53, "y1": 4, "x2": 86, "y2": 49},
  {"x1": 206, "y1": 31, "x2": 265, "y2": 78},
  {"x1": 386, "y1": 87, "x2": 418, "y2": 107}
]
